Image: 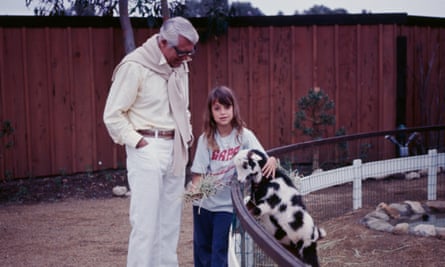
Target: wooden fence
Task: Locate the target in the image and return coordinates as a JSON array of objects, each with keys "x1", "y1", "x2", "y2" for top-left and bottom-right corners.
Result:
[{"x1": 0, "y1": 14, "x2": 444, "y2": 180}]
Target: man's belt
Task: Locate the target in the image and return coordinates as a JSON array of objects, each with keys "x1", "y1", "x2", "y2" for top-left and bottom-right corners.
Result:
[{"x1": 138, "y1": 129, "x2": 175, "y2": 140}]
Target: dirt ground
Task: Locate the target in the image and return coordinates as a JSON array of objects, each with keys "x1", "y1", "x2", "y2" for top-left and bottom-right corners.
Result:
[{"x1": 1, "y1": 169, "x2": 444, "y2": 267}]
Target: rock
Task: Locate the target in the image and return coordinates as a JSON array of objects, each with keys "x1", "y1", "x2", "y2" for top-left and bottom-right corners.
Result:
[
  {"x1": 404, "y1": 200, "x2": 425, "y2": 214},
  {"x1": 419, "y1": 169, "x2": 428, "y2": 176},
  {"x1": 366, "y1": 209, "x2": 390, "y2": 221},
  {"x1": 364, "y1": 217, "x2": 394, "y2": 232},
  {"x1": 435, "y1": 227, "x2": 445, "y2": 239},
  {"x1": 389, "y1": 203, "x2": 411, "y2": 216},
  {"x1": 405, "y1": 171, "x2": 420, "y2": 180},
  {"x1": 425, "y1": 200, "x2": 445, "y2": 213},
  {"x1": 377, "y1": 202, "x2": 400, "y2": 219},
  {"x1": 393, "y1": 223, "x2": 409, "y2": 235},
  {"x1": 411, "y1": 224, "x2": 436, "y2": 237},
  {"x1": 408, "y1": 213, "x2": 425, "y2": 222},
  {"x1": 112, "y1": 186, "x2": 128, "y2": 197}
]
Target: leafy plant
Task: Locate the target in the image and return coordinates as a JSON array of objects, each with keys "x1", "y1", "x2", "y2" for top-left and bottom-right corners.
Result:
[
  {"x1": 294, "y1": 88, "x2": 338, "y2": 170},
  {"x1": 1, "y1": 120, "x2": 15, "y2": 179},
  {"x1": 294, "y1": 87, "x2": 335, "y2": 140},
  {"x1": 0, "y1": 120, "x2": 14, "y2": 143}
]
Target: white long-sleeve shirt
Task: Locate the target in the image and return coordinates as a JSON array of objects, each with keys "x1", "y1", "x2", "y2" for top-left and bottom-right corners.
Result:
[{"x1": 103, "y1": 60, "x2": 190, "y2": 148}]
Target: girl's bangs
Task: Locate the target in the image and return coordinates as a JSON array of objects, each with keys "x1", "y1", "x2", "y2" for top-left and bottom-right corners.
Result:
[{"x1": 213, "y1": 94, "x2": 233, "y2": 107}]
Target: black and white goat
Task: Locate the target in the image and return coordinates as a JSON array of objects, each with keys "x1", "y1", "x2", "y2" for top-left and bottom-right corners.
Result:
[{"x1": 233, "y1": 149, "x2": 326, "y2": 267}]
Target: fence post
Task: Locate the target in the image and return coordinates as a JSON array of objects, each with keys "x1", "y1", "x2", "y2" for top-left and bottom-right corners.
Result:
[
  {"x1": 352, "y1": 159, "x2": 362, "y2": 209},
  {"x1": 427, "y1": 149, "x2": 438, "y2": 200}
]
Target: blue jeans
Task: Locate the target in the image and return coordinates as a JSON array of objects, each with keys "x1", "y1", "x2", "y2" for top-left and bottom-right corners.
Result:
[{"x1": 193, "y1": 206, "x2": 233, "y2": 267}]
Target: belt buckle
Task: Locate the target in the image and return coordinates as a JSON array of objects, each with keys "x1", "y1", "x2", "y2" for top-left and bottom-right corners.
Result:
[{"x1": 154, "y1": 129, "x2": 159, "y2": 139}]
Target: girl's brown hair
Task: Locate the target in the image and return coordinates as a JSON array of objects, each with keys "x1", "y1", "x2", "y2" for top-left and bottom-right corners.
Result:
[{"x1": 203, "y1": 86, "x2": 246, "y2": 150}]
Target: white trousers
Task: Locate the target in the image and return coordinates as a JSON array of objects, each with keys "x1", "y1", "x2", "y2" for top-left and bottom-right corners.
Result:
[{"x1": 125, "y1": 137, "x2": 185, "y2": 267}]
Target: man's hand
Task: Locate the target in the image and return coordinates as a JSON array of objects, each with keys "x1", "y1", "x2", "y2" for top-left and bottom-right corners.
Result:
[{"x1": 136, "y1": 138, "x2": 148, "y2": 149}]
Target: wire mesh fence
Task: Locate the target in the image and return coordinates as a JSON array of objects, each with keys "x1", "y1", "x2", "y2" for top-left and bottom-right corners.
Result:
[{"x1": 230, "y1": 125, "x2": 445, "y2": 266}]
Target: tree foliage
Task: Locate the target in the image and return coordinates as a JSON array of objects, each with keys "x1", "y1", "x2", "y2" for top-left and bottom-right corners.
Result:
[
  {"x1": 26, "y1": 0, "x2": 268, "y2": 18},
  {"x1": 25, "y1": 0, "x2": 184, "y2": 17},
  {"x1": 0, "y1": 120, "x2": 14, "y2": 157},
  {"x1": 303, "y1": 5, "x2": 347, "y2": 15},
  {"x1": 294, "y1": 88, "x2": 336, "y2": 140}
]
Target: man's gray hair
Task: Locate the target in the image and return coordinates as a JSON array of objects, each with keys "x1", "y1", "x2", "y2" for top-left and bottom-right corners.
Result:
[{"x1": 159, "y1": 17, "x2": 199, "y2": 46}]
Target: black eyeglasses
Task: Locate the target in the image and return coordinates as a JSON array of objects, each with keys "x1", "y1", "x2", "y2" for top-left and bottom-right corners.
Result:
[{"x1": 173, "y1": 46, "x2": 196, "y2": 57}]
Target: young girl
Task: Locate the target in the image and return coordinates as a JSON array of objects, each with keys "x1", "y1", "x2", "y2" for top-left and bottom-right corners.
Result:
[{"x1": 188, "y1": 85, "x2": 277, "y2": 267}]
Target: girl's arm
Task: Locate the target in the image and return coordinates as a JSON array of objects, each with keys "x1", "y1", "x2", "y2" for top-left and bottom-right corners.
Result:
[
  {"x1": 191, "y1": 174, "x2": 203, "y2": 186},
  {"x1": 187, "y1": 173, "x2": 203, "y2": 192},
  {"x1": 242, "y1": 128, "x2": 278, "y2": 178}
]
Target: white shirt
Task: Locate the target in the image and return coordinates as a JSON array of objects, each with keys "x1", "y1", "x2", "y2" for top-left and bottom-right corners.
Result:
[
  {"x1": 191, "y1": 128, "x2": 266, "y2": 213},
  {"x1": 103, "y1": 61, "x2": 189, "y2": 148}
]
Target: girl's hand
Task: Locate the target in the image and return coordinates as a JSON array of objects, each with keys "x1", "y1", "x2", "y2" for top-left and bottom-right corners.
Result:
[
  {"x1": 262, "y1": 156, "x2": 277, "y2": 178},
  {"x1": 186, "y1": 174, "x2": 202, "y2": 193}
]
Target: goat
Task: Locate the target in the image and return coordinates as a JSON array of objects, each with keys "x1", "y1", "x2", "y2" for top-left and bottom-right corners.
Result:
[{"x1": 233, "y1": 149, "x2": 326, "y2": 267}]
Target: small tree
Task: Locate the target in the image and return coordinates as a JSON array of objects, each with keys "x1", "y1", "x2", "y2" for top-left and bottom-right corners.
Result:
[
  {"x1": 294, "y1": 87, "x2": 335, "y2": 139},
  {"x1": 0, "y1": 120, "x2": 14, "y2": 179},
  {"x1": 294, "y1": 87, "x2": 335, "y2": 170},
  {"x1": 0, "y1": 121, "x2": 14, "y2": 151}
]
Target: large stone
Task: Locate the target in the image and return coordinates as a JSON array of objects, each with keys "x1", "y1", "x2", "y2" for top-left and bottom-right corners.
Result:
[
  {"x1": 389, "y1": 203, "x2": 411, "y2": 216},
  {"x1": 435, "y1": 227, "x2": 445, "y2": 239},
  {"x1": 411, "y1": 224, "x2": 436, "y2": 237},
  {"x1": 404, "y1": 200, "x2": 425, "y2": 214},
  {"x1": 425, "y1": 200, "x2": 445, "y2": 213},
  {"x1": 112, "y1": 186, "x2": 129, "y2": 197},
  {"x1": 393, "y1": 223, "x2": 409, "y2": 235},
  {"x1": 405, "y1": 171, "x2": 420, "y2": 180},
  {"x1": 365, "y1": 210, "x2": 390, "y2": 221},
  {"x1": 364, "y1": 217, "x2": 394, "y2": 232},
  {"x1": 377, "y1": 202, "x2": 401, "y2": 219}
]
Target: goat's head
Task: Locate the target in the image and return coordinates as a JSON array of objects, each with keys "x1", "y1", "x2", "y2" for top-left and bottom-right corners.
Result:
[{"x1": 233, "y1": 149, "x2": 267, "y2": 184}]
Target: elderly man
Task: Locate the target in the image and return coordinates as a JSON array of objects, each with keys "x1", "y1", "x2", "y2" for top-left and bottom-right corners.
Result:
[{"x1": 103, "y1": 16, "x2": 199, "y2": 267}]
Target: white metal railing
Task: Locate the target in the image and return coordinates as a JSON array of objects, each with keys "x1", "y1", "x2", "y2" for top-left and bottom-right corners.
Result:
[{"x1": 299, "y1": 149, "x2": 445, "y2": 209}]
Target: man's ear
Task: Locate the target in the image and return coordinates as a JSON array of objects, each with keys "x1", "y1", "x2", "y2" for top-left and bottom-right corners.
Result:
[{"x1": 159, "y1": 38, "x2": 168, "y2": 48}]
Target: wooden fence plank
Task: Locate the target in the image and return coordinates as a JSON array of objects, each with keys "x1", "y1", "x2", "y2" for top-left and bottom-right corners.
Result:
[
  {"x1": 188, "y1": 34, "x2": 211, "y2": 156},
  {"x1": 209, "y1": 35, "x2": 229, "y2": 87},
  {"x1": 227, "y1": 27, "x2": 250, "y2": 131},
  {"x1": 70, "y1": 28, "x2": 95, "y2": 173},
  {"x1": 0, "y1": 27, "x2": 4, "y2": 178},
  {"x1": 92, "y1": 28, "x2": 116, "y2": 171},
  {"x1": 358, "y1": 25, "x2": 381, "y2": 160},
  {"x1": 292, "y1": 26, "x2": 314, "y2": 142},
  {"x1": 270, "y1": 26, "x2": 294, "y2": 147},
  {"x1": 337, "y1": 25, "x2": 358, "y2": 134},
  {"x1": 381, "y1": 24, "x2": 397, "y2": 131},
  {"x1": 249, "y1": 26, "x2": 271, "y2": 148},
  {"x1": 316, "y1": 25, "x2": 337, "y2": 137},
  {"x1": 49, "y1": 28, "x2": 75, "y2": 175},
  {"x1": 25, "y1": 28, "x2": 52, "y2": 177},
  {"x1": 5, "y1": 28, "x2": 31, "y2": 179}
]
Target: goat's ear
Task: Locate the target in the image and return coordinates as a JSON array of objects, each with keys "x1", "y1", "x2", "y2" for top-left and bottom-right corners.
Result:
[{"x1": 250, "y1": 153, "x2": 263, "y2": 163}]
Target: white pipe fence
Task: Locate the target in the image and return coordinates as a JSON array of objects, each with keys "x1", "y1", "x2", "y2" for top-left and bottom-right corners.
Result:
[{"x1": 300, "y1": 149, "x2": 445, "y2": 209}]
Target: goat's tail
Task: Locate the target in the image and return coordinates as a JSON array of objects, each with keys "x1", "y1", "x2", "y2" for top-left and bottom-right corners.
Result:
[
  {"x1": 315, "y1": 227, "x2": 327, "y2": 241},
  {"x1": 319, "y1": 227, "x2": 327, "y2": 239}
]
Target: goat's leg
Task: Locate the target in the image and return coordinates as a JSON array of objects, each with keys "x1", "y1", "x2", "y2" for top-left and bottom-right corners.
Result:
[{"x1": 301, "y1": 242, "x2": 320, "y2": 267}]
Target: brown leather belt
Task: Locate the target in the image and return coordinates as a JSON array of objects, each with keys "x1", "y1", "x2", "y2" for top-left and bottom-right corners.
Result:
[{"x1": 138, "y1": 129, "x2": 174, "y2": 140}]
